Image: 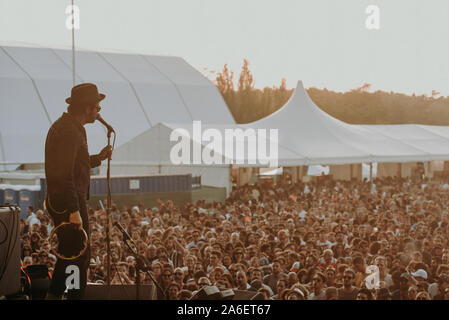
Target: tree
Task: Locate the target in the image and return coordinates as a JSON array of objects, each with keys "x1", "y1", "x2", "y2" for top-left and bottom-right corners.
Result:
[
  {"x1": 214, "y1": 59, "x2": 449, "y2": 125},
  {"x1": 237, "y1": 59, "x2": 256, "y2": 122},
  {"x1": 216, "y1": 64, "x2": 234, "y2": 95},
  {"x1": 238, "y1": 59, "x2": 254, "y2": 92}
]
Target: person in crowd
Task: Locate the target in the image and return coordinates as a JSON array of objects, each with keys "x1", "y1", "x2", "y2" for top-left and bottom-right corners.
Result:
[
  {"x1": 432, "y1": 274, "x2": 449, "y2": 300},
  {"x1": 415, "y1": 291, "x2": 432, "y2": 300},
  {"x1": 235, "y1": 270, "x2": 251, "y2": 291},
  {"x1": 392, "y1": 273, "x2": 411, "y2": 300},
  {"x1": 173, "y1": 267, "x2": 185, "y2": 289},
  {"x1": 308, "y1": 272, "x2": 326, "y2": 300},
  {"x1": 408, "y1": 285, "x2": 418, "y2": 300},
  {"x1": 250, "y1": 268, "x2": 273, "y2": 295},
  {"x1": 167, "y1": 282, "x2": 181, "y2": 300},
  {"x1": 325, "y1": 287, "x2": 338, "y2": 300},
  {"x1": 25, "y1": 206, "x2": 41, "y2": 228},
  {"x1": 271, "y1": 278, "x2": 288, "y2": 300},
  {"x1": 263, "y1": 260, "x2": 286, "y2": 295},
  {"x1": 337, "y1": 269, "x2": 359, "y2": 300},
  {"x1": 156, "y1": 268, "x2": 174, "y2": 300},
  {"x1": 353, "y1": 255, "x2": 368, "y2": 287},
  {"x1": 207, "y1": 250, "x2": 227, "y2": 273},
  {"x1": 356, "y1": 288, "x2": 374, "y2": 300},
  {"x1": 177, "y1": 289, "x2": 193, "y2": 300}
]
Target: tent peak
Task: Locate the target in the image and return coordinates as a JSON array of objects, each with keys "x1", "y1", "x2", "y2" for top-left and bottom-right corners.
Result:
[{"x1": 295, "y1": 80, "x2": 304, "y2": 89}]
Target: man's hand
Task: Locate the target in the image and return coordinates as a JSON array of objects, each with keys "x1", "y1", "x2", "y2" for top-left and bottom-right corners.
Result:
[
  {"x1": 69, "y1": 211, "x2": 83, "y2": 230},
  {"x1": 99, "y1": 145, "x2": 112, "y2": 161}
]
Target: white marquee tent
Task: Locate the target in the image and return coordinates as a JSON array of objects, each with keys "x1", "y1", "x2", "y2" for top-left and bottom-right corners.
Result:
[
  {"x1": 246, "y1": 81, "x2": 439, "y2": 165},
  {"x1": 0, "y1": 45, "x2": 235, "y2": 171},
  {"x1": 244, "y1": 81, "x2": 449, "y2": 180}
]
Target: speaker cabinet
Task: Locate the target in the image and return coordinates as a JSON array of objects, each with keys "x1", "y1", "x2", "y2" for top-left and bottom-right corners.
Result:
[{"x1": 0, "y1": 206, "x2": 21, "y2": 296}]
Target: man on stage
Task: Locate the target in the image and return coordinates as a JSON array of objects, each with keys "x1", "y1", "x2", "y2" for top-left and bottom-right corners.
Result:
[{"x1": 44, "y1": 83, "x2": 111, "y2": 300}]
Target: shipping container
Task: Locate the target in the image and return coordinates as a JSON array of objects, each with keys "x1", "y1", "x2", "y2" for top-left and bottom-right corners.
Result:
[
  {"x1": 37, "y1": 174, "x2": 202, "y2": 209},
  {"x1": 4, "y1": 188, "x2": 18, "y2": 206},
  {"x1": 192, "y1": 176, "x2": 201, "y2": 190},
  {"x1": 88, "y1": 174, "x2": 196, "y2": 195},
  {"x1": 18, "y1": 189, "x2": 39, "y2": 219}
]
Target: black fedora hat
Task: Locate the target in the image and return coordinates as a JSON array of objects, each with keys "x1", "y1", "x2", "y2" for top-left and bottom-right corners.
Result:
[{"x1": 65, "y1": 83, "x2": 106, "y2": 105}]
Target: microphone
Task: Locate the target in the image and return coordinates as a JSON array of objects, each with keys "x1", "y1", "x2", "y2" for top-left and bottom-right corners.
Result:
[
  {"x1": 113, "y1": 221, "x2": 132, "y2": 241},
  {"x1": 96, "y1": 114, "x2": 115, "y2": 132}
]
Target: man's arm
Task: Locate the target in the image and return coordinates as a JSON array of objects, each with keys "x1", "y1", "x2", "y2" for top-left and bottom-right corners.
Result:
[
  {"x1": 89, "y1": 154, "x2": 102, "y2": 168},
  {"x1": 90, "y1": 145, "x2": 112, "y2": 168}
]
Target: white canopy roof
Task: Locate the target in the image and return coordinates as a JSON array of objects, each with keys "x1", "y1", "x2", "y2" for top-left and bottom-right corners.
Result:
[
  {"x1": 328, "y1": 121, "x2": 431, "y2": 163},
  {"x1": 294, "y1": 84, "x2": 432, "y2": 163},
  {"x1": 416, "y1": 125, "x2": 449, "y2": 143},
  {"x1": 0, "y1": 45, "x2": 235, "y2": 167},
  {"x1": 362, "y1": 124, "x2": 449, "y2": 161}
]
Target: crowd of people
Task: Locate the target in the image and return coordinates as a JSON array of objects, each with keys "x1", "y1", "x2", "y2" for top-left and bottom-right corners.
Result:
[{"x1": 19, "y1": 175, "x2": 449, "y2": 300}]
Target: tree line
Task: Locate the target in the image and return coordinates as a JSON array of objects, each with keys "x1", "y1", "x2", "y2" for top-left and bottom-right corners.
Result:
[{"x1": 214, "y1": 60, "x2": 449, "y2": 125}]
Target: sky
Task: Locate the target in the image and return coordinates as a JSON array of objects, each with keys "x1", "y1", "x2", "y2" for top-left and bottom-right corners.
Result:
[{"x1": 1, "y1": 0, "x2": 449, "y2": 95}]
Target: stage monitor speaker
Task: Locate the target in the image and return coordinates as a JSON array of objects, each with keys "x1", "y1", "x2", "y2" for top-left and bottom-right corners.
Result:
[
  {"x1": 220, "y1": 289, "x2": 235, "y2": 300},
  {"x1": 84, "y1": 284, "x2": 157, "y2": 300},
  {"x1": 190, "y1": 285, "x2": 222, "y2": 300},
  {"x1": 0, "y1": 205, "x2": 21, "y2": 296},
  {"x1": 190, "y1": 287, "x2": 265, "y2": 300}
]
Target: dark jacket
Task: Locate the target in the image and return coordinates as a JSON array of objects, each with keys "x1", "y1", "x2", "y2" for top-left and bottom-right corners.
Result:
[{"x1": 45, "y1": 112, "x2": 101, "y2": 216}]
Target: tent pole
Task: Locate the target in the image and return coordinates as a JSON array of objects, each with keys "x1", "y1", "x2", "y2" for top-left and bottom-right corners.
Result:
[
  {"x1": 369, "y1": 162, "x2": 373, "y2": 182},
  {"x1": 71, "y1": 0, "x2": 76, "y2": 86},
  {"x1": 229, "y1": 164, "x2": 232, "y2": 196}
]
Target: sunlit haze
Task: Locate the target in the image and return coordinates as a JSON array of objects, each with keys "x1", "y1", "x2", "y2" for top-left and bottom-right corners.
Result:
[{"x1": 1, "y1": 0, "x2": 448, "y2": 95}]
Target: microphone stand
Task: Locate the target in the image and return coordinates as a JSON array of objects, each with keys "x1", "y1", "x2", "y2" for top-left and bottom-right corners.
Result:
[
  {"x1": 106, "y1": 127, "x2": 113, "y2": 297},
  {"x1": 97, "y1": 114, "x2": 115, "y2": 299},
  {"x1": 114, "y1": 224, "x2": 167, "y2": 300}
]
